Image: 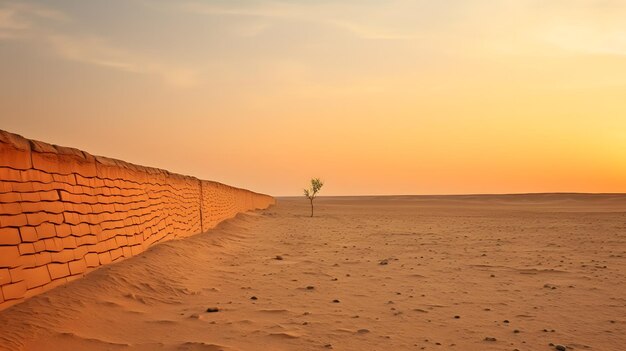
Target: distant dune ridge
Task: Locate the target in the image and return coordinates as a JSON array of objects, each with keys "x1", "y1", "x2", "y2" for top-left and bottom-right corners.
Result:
[{"x1": 0, "y1": 129, "x2": 275, "y2": 311}]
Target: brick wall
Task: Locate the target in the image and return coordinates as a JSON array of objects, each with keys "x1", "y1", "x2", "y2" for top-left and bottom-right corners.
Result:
[{"x1": 0, "y1": 130, "x2": 275, "y2": 311}]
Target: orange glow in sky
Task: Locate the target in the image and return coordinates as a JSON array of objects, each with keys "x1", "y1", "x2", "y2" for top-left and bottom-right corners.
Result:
[{"x1": 1, "y1": 1, "x2": 624, "y2": 195}]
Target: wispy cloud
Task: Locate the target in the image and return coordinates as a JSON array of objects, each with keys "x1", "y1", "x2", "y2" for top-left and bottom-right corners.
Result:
[
  {"x1": 177, "y1": 1, "x2": 414, "y2": 40},
  {"x1": 48, "y1": 35, "x2": 199, "y2": 87},
  {"x1": 0, "y1": 1, "x2": 199, "y2": 87},
  {"x1": 0, "y1": 2, "x2": 65, "y2": 39}
]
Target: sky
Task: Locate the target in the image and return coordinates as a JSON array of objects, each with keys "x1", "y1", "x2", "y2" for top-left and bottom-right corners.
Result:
[{"x1": 0, "y1": 0, "x2": 624, "y2": 196}]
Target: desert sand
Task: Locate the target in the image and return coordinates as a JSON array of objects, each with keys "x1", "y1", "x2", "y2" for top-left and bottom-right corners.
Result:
[{"x1": 0, "y1": 194, "x2": 624, "y2": 351}]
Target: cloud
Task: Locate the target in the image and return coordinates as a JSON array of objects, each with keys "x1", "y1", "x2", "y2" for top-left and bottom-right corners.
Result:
[
  {"x1": 176, "y1": 1, "x2": 414, "y2": 40},
  {"x1": 0, "y1": 1, "x2": 199, "y2": 87},
  {"x1": 48, "y1": 34, "x2": 199, "y2": 88},
  {"x1": 0, "y1": 2, "x2": 65, "y2": 39}
]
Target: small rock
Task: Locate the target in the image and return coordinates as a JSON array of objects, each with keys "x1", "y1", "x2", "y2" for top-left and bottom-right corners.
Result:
[
  {"x1": 357, "y1": 329, "x2": 370, "y2": 334},
  {"x1": 454, "y1": 315, "x2": 460, "y2": 319},
  {"x1": 250, "y1": 296, "x2": 258, "y2": 300},
  {"x1": 332, "y1": 299, "x2": 340, "y2": 303},
  {"x1": 555, "y1": 345, "x2": 566, "y2": 351},
  {"x1": 503, "y1": 319, "x2": 510, "y2": 323},
  {"x1": 275, "y1": 255, "x2": 283, "y2": 260},
  {"x1": 379, "y1": 259, "x2": 389, "y2": 265},
  {"x1": 306, "y1": 286, "x2": 315, "y2": 290},
  {"x1": 513, "y1": 329, "x2": 520, "y2": 333},
  {"x1": 484, "y1": 337, "x2": 497, "y2": 342},
  {"x1": 206, "y1": 307, "x2": 219, "y2": 313}
]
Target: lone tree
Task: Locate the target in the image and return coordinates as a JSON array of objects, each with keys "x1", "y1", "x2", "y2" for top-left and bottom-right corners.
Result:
[{"x1": 304, "y1": 178, "x2": 324, "y2": 217}]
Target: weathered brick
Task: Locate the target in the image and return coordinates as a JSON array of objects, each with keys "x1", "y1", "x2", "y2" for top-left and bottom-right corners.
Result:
[
  {"x1": 34, "y1": 252, "x2": 52, "y2": 266},
  {"x1": 0, "y1": 246, "x2": 20, "y2": 268},
  {"x1": 22, "y1": 265, "x2": 51, "y2": 289},
  {"x1": 50, "y1": 250, "x2": 74, "y2": 263},
  {"x1": 0, "y1": 214, "x2": 27, "y2": 227},
  {"x1": 18, "y1": 243, "x2": 35, "y2": 255},
  {"x1": 122, "y1": 246, "x2": 132, "y2": 258},
  {"x1": 0, "y1": 227, "x2": 21, "y2": 245},
  {"x1": 33, "y1": 240, "x2": 46, "y2": 253},
  {"x1": 47, "y1": 263, "x2": 70, "y2": 280},
  {"x1": 18, "y1": 226, "x2": 38, "y2": 243},
  {"x1": 98, "y1": 251, "x2": 112, "y2": 265},
  {"x1": 84, "y1": 253, "x2": 100, "y2": 267},
  {"x1": 18, "y1": 254, "x2": 36, "y2": 268},
  {"x1": 0, "y1": 202, "x2": 22, "y2": 215},
  {"x1": 0, "y1": 268, "x2": 10, "y2": 285},
  {"x1": 1, "y1": 281, "x2": 27, "y2": 300},
  {"x1": 68, "y1": 259, "x2": 87, "y2": 275},
  {"x1": 35, "y1": 222, "x2": 57, "y2": 239},
  {"x1": 110, "y1": 248, "x2": 123, "y2": 261}
]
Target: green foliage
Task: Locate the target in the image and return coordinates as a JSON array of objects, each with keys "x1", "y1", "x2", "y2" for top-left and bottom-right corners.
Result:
[{"x1": 304, "y1": 178, "x2": 324, "y2": 216}]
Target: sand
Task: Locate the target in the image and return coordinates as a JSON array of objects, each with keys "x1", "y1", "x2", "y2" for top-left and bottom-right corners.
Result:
[{"x1": 0, "y1": 194, "x2": 625, "y2": 351}]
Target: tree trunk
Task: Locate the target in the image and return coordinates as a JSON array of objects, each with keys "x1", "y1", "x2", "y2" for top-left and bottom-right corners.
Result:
[{"x1": 310, "y1": 199, "x2": 314, "y2": 217}]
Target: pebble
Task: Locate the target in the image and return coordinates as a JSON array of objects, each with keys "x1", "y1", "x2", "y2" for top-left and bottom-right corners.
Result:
[
  {"x1": 555, "y1": 345, "x2": 566, "y2": 351},
  {"x1": 484, "y1": 337, "x2": 497, "y2": 342},
  {"x1": 250, "y1": 296, "x2": 258, "y2": 300},
  {"x1": 206, "y1": 307, "x2": 219, "y2": 313}
]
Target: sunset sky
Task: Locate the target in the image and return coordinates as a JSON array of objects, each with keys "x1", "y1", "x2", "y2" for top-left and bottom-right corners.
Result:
[{"x1": 1, "y1": 0, "x2": 624, "y2": 196}]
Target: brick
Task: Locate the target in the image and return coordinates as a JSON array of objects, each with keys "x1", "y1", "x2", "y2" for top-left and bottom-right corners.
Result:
[
  {"x1": 1, "y1": 281, "x2": 27, "y2": 300},
  {"x1": 0, "y1": 227, "x2": 21, "y2": 245},
  {"x1": 47, "y1": 263, "x2": 70, "y2": 280},
  {"x1": 0, "y1": 214, "x2": 27, "y2": 227},
  {"x1": 43, "y1": 238, "x2": 61, "y2": 252},
  {"x1": 0, "y1": 202, "x2": 22, "y2": 215},
  {"x1": 0, "y1": 268, "x2": 10, "y2": 285},
  {"x1": 0, "y1": 246, "x2": 19, "y2": 268},
  {"x1": 130, "y1": 245, "x2": 143, "y2": 256},
  {"x1": 68, "y1": 259, "x2": 87, "y2": 275},
  {"x1": 9, "y1": 267, "x2": 24, "y2": 282},
  {"x1": 50, "y1": 250, "x2": 74, "y2": 263},
  {"x1": 34, "y1": 252, "x2": 52, "y2": 266},
  {"x1": 55, "y1": 224, "x2": 72, "y2": 238},
  {"x1": 75, "y1": 235, "x2": 97, "y2": 246},
  {"x1": 19, "y1": 169, "x2": 53, "y2": 183},
  {"x1": 61, "y1": 236, "x2": 76, "y2": 249},
  {"x1": 110, "y1": 248, "x2": 123, "y2": 261},
  {"x1": 122, "y1": 246, "x2": 132, "y2": 258},
  {"x1": 84, "y1": 253, "x2": 99, "y2": 267},
  {"x1": 18, "y1": 254, "x2": 36, "y2": 268},
  {"x1": 39, "y1": 191, "x2": 60, "y2": 201},
  {"x1": 18, "y1": 243, "x2": 35, "y2": 255},
  {"x1": 22, "y1": 265, "x2": 51, "y2": 289},
  {"x1": 72, "y1": 246, "x2": 88, "y2": 260},
  {"x1": 19, "y1": 227, "x2": 38, "y2": 243},
  {"x1": 35, "y1": 222, "x2": 56, "y2": 239},
  {"x1": 26, "y1": 212, "x2": 50, "y2": 226},
  {"x1": 98, "y1": 251, "x2": 112, "y2": 265},
  {"x1": 0, "y1": 168, "x2": 22, "y2": 183},
  {"x1": 33, "y1": 240, "x2": 46, "y2": 252},
  {"x1": 20, "y1": 192, "x2": 41, "y2": 202}
]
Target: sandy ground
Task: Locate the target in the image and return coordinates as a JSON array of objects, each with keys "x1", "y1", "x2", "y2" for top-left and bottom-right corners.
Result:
[{"x1": 1, "y1": 194, "x2": 625, "y2": 351}]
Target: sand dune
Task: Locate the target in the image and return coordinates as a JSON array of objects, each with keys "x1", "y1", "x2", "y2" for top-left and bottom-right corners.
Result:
[{"x1": 0, "y1": 194, "x2": 625, "y2": 350}]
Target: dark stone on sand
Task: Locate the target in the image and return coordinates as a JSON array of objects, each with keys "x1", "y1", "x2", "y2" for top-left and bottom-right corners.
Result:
[
  {"x1": 275, "y1": 255, "x2": 283, "y2": 260},
  {"x1": 206, "y1": 307, "x2": 219, "y2": 313},
  {"x1": 555, "y1": 345, "x2": 566, "y2": 351},
  {"x1": 250, "y1": 296, "x2": 258, "y2": 300},
  {"x1": 332, "y1": 299, "x2": 340, "y2": 303},
  {"x1": 484, "y1": 337, "x2": 497, "y2": 342}
]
